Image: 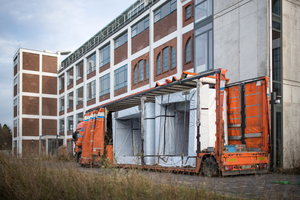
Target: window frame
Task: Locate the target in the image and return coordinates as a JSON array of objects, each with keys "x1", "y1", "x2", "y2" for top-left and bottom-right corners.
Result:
[
  {"x1": 131, "y1": 16, "x2": 149, "y2": 38},
  {"x1": 59, "y1": 96, "x2": 65, "y2": 112},
  {"x1": 133, "y1": 65, "x2": 138, "y2": 84},
  {"x1": 156, "y1": 46, "x2": 176, "y2": 75},
  {"x1": 99, "y1": 44, "x2": 110, "y2": 67},
  {"x1": 185, "y1": 37, "x2": 192, "y2": 63},
  {"x1": 67, "y1": 115, "x2": 73, "y2": 131},
  {"x1": 99, "y1": 73, "x2": 110, "y2": 97},
  {"x1": 67, "y1": 92, "x2": 73, "y2": 109},
  {"x1": 76, "y1": 87, "x2": 83, "y2": 106},
  {"x1": 86, "y1": 80, "x2": 96, "y2": 101},
  {"x1": 59, "y1": 118, "x2": 65, "y2": 133},
  {"x1": 185, "y1": 5, "x2": 192, "y2": 20},
  {"x1": 87, "y1": 53, "x2": 96, "y2": 74},
  {"x1": 114, "y1": 65, "x2": 127, "y2": 91},
  {"x1": 76, "y1": 61, "x2": 84, "y2": 81},
  {"x1": 67, "y1": 67, "x2": 74, "y2": 86},
  {"x1": 114, "y1": 32, "x2": 128, "y2": 49},
  {"x1": 59, "y1": 75, "x2": 65, "y2": 90},
  {"x1": 154, "y1": 0, "x2": 177, "y2": 23}
]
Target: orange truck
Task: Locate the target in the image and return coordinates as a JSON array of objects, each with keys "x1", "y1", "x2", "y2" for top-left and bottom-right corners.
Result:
[{"x1": 73, "y1": 69, "x2": 270, "y2": 176}]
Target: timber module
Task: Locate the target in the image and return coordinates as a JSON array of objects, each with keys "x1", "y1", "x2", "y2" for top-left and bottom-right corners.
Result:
[{"x1": 73, "y1": 69, "x2": 270, "y2": 176}]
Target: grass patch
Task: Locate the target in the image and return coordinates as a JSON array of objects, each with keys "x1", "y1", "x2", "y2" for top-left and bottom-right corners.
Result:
[{"x1": 0, "y1": 153, "x2": 238, "y2": 200}]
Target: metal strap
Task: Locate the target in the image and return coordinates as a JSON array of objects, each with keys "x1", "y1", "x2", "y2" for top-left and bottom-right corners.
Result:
[
  {"x1": 228, "y1": 124, "x2": 241, "y2": 128},
  {"x1": 228, "y1": 136, "x2": 242, "y2": 140},
  {"x1": 244, "y1": 133, "x2": 261, "y2": 138}
]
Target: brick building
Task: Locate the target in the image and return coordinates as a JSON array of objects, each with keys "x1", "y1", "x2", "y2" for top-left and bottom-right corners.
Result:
[{"x1": 13, "y1": 0, "x2": 300, "y2": 169}]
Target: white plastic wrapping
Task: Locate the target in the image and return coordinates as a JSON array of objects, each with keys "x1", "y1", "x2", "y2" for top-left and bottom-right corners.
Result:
[
  {"x1": 113, "y1": 103, "x2": 155, "y2": 165},
  {"x1": 200, "y1": 84, "x2": 216, "y2": 150},
  {"x1": 155, "y1": 89, "x2": 197, "y2": 167}
]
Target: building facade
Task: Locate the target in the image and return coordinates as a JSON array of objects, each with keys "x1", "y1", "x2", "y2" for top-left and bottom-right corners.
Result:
[
  {"x1": 12, "y1": 49, "x2": 60, "y2": 155},
  {"x1": 13, "y1": 0, "x2": 300, "y2": 168}
]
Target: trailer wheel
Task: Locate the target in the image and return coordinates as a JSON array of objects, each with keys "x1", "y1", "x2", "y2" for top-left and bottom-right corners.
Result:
[
  {"x1": 202, "y1": 157, "x2": 218, "y2": 177},
  {"x1": 77, "y1": 153, "x2": 82, "y2": 164}
]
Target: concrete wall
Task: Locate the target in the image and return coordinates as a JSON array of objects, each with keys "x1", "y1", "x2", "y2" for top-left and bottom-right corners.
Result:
[
  {"x1": 282, "y1": 0, "x2": 300, "y2": 168},
  {"x1": 214, "y1": 0, "x2": 269, "y2": 83}
]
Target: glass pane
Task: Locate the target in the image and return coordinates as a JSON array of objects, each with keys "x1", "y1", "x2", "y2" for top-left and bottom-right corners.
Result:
[
  {"x1": 272, "y1": 0, "x2": 281, "y2": 15},
  {"x1": 273, "y1": 83, "x2": 282, "y2": 98},
  {"x1": 161, "y1": 3, "x2": 170, "y2": 19},
  {"x1": 145, "y1": 60, "x2": 149, "y2": 79},
  {"x1": 163, "y1": 48, "x2": 169, "y2": 72},
  {"x1": 139, "y1": 60, "x2": 144, "y2": 81},
  {"x1": 195, "y1": 33, "x2": 208, "y2": 73},
  {"x1": 186, "y1": 5, "x2": 191, "y2": 19},
  {"x1": 171, "y1": 47, "x2": 176, "y2": 68},
  {"x1": 157, "y1": 54, "x2": 161, "y2": 74},
  {"x1": 195, "y1": 22, "x2": 212, "y2": 35},
  {"x1": 154, "y1": 10, "x2": 160, "y2": 22},
  {"x1": 134, "y1": 66, "x2": 137, "y2": 83},
  {"x1": 273, "y1": 48, "x2": 281, "y2": 81},
  {"x1": 195, "y1": 0, "x2": 212, "y2": 23},
  {"x1": 208, "y1": 30, "x2": 213, "y2": 70},
  {"x1": 185, "y1": 39, "x2": 191, "y2": 63}
]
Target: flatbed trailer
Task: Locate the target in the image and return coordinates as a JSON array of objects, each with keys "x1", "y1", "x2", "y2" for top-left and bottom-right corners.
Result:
[{"x1": 73, "y1": 69, "x2": 270, "y2": 176}]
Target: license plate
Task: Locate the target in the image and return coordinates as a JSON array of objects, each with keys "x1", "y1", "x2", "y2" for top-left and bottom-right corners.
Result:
[{"x1": 241, "y1": 165, "x2": 252, "y2": 169}]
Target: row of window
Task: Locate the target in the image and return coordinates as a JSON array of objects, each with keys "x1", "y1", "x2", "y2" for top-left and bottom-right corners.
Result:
[
  {"x1": 59, "y1": 65, "x2": 128, "y2": 112},
  {"x1": 59, "y1": 112, "x2": 83, "y2": 132},
  {"x1": 59, "y1": 35, "x2": 195, "y2": 94},
  {"x1": 60, "y1": 0, "x2": 180, "y2": 88}
]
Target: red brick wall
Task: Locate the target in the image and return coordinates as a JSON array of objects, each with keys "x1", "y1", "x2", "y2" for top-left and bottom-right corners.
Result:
[
  {"x1": 154, "y1": 11, "x2": 177, "y2": 42},
  {"x1": 67, "y1": 83, "x2": 73, "y2": 90},
  {"x1": 182, "y1": 0, "x2": 194, "y2": 27},
  {"x1": 22, "y1": 96, "x2": 39, "y2": 115},
  {"x1": 182, "y1": 30, "x2": 194, "y2": 71},
  {"x1": 59, "y1": 88, "x2": 65, "y2": 95},
  {"x1": 100, "y1": 63, "x2": 110, "y2": 73},
  {"x1": 22, "y1": 118, "x2": 39, "y2": 136},
  {"x1": 14, "y1": 127, "x2": 17, "y2": 137},
  {"x1": 22, "y1": 140, "x2": 39, "y2": 156},
  {"x1": 14, "y1": 106, "x2": 17, "y2": 117},
  {"x1": 114, "y1": 86, "x2": 127, "y2": 97},
  {"x1": 42, "y1": 119, "x2": 57, "y2": 135},
  {"x1": 67, "y1": 107, "x2": 73, "y2": 113},
  {"x1": 23, "y1": 52, "x2": 39, "y2": 71},
  {"x1": 153, "y1": 37, "x2": 177, "y2": 82},
  {"x1": 76, "y1": 78, "x2": 83, "y2": 85},
  {"x1": 131, "y1": 29, "x2": 149, "y2": 55},
  {"x1": 14, "y1": 65, "x2": 17, "y2": 76},
  {"x1": 87, "y1": 70, "x2": 96, "y2": 80},
  {"x1": 42, "y1": 55, "x2": 57, "y2": 73},
  {"x1": 76, "y1": 103, "x2": 83, "y2": 110},
  {"x1": 87, "y1": 98, "x2": 96, "y2": 106},
  {"x1": 42, "y1": 76, "x2": 57, "y2": 95},
  {"x1": 131, "y1": 53, "x2": 150, "y2": 90},
  {"x1": 99, "y1": 93, "x2": 110, "y2": 102},
  {"x1": 42, "y1": 97, "x2": 57, "y2": 116},
  {"x1": 59, "y1": 110, "x2": 64, "y2": 116},
  {"x1": 14, "y1": 85, "x2": 17, "y2": 96},
  {"x1": 22, "y1": 73, "x2": 39, "y2": 93},
  {"x1": 114, "y1": 43, "x2": 128, "y2": 65}
]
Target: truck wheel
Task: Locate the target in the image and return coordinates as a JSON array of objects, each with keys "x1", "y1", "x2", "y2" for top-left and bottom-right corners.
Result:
[
  {"x1": 77, "y1": 153, "x2": 82, "y2": 164},
  {"x1": 202, "y1": 157, "x2": 218, "y2": 177}
]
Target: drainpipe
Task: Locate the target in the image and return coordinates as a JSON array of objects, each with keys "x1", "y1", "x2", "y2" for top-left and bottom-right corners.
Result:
[{"x1": 269, "y1": 0, "x2": 273, "y2": 93}]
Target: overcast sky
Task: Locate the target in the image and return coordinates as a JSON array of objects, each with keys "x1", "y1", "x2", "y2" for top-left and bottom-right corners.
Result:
[{"x1": 0, "y1": 0, "x2": 135, "y2": 128}]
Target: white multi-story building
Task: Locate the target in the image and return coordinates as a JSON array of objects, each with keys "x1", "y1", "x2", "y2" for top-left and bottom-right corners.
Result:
[{"x1": 13, "y1": 0, "x2": 300, "y2": 169}]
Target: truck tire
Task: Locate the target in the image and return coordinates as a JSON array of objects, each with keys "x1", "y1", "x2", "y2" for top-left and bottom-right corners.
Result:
[
  {"x1": 77, "y1": 153, "x2": 82, "y2": 164},
  {"x1": 202, "y1": 157, "x2": 218, "y2": 177}
]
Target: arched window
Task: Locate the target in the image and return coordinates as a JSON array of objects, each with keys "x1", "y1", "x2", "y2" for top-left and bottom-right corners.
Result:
[
  {"x1": 157, "y1": 53, "x2": 161, "y2": 75},
  {"x1": 171, "y1": 47, "x2": 176, "y2": 68},
  {"x1": 162, "y1": 47, "x2": 169, "y2": 72},
  {"x1": 145, "y1": 60, "x2": 149, "y2": 79},
  {"x1": 185, "y1": 38, "x2": 191, "y2": 63},
  {"x1": 133, "y1": 65, "x2": 137, "y2": 84},
  {"x1": 138, "y1": 60, "x2": 144, "y2": 81}
]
